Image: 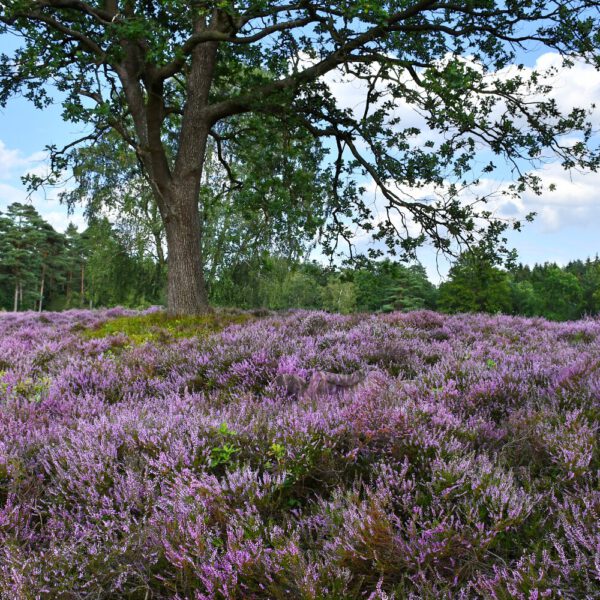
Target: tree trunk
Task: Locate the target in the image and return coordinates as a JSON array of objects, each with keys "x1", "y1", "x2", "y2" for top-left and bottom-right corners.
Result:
[
  {"x1": 66, "y1": 270, "x2": 72, "y2": 307},
  {"x1": 206, "y1": 202, "x2": 232, "y2": 289},
  {"x1": 164, "y1": 182, "x2": 210, "y2": 316},
  {"x1": 80, "y1": 264, "x2": 85, "y2": 307},
  {"x1": 117, "y1": 13, "x2": 220, "y2": 316},
  {"x1": 13, "y1": 281, "x2": 18, "y2": 312},
  {"x1": 38, "y1": 265, "x2": 45, "y2": 313},
  {"x1": 153, "y1": 227, "x2": 165, "y2": 269}
]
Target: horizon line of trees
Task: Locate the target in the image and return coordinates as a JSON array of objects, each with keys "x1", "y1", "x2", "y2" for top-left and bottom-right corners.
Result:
[
  {"x1": 3, "y1": 0, "x2": 599, "y2": 315},
  {"x1": 0, "y1": 203, "x2": 161, "y2": 312},
  {"x1": 1, "y1": 202, "x2": 599, "y2": 322}
]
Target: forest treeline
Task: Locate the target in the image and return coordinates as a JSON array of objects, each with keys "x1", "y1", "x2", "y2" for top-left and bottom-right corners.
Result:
[{"x1": 0, "y1": 202, "x2": 598, "y2": 321}]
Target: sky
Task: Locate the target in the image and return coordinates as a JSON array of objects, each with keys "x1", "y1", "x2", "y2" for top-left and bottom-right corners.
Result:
[{"x1": 1, "y1": 35, "x2": 600, "y2": 283}]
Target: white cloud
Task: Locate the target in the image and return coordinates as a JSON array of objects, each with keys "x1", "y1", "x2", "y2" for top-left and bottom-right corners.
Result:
[
  {"x1": 0, "y1": 139, "x2": 81, "y2": 232},
  {"x1": 43, "y1": 210, "x2": 86, "y2": 232},
  {"x1": 533, "y1": 53, "x2": 600, "y2": 122},
  {"x1": 433, "y1": 163, "x2": 600, "y2": 234},
  {"x1": 321, "y1": 53, "x2": 600, "y2": 238},
  {"x1": 0, "y1": 140, "x2": 28, "y2": 179},
  {"x1": 323, "y1": 51, "x2": 600, "y2": 148},
  {"x1": 0, "y1": 181, "x2": 29, "y2": 205},
  {"x1": 519, "y1": 164, "x2": 600, "y2": 232},
  {"x1": 0, "y1": 140, "x2": 48, "y2": 180}
]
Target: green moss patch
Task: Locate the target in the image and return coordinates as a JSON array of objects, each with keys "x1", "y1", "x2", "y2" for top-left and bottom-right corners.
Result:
[{"x1": 82, "y1": 311, "x2": 253, "y2": 344}]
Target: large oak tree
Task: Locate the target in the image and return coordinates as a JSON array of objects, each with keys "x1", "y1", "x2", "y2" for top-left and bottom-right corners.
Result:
[
  {"x1": 1, "y1": 1, "x2": 599, "y2": 314},
  {"x1": 60, "y1": 114, "x2": 330, "y2": 294}
]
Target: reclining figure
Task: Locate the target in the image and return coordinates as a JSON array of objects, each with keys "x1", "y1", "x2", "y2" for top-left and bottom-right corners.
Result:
[{"x1": 274, "y1": 369, "x2": 366, "y2": 401}]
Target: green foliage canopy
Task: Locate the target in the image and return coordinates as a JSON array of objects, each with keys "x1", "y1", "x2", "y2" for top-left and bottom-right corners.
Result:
[
  {"x1": 1, "y1": 0, "x2": 599, "y2": 296},
  {"x1": 438, "y1": 251, "x2": 513, "y2": 314}
]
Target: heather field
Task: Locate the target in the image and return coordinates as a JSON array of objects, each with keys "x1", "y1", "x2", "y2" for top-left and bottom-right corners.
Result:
[{"x1": 1, "y1": 309, "x2": 600, "y2": 599}]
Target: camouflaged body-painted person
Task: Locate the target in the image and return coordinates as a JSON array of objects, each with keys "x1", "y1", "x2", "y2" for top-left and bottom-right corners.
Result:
[{"x1": 274, "y1": 370, "x2": 367, "y2": 400}]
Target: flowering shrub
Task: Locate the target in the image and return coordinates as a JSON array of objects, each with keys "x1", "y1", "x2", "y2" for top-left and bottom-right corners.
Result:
[{"x1": 0, "y1": 308, "x2": 599, "y2": 598}]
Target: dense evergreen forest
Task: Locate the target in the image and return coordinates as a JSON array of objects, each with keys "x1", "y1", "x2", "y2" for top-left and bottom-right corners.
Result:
[{"x1": 1, "y1": 201, "x2": 598, "y2": 321}]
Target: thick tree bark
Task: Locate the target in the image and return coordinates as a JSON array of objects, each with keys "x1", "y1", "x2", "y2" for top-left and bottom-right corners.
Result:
[
  {"x1": 115, "y1": 11, "x2": 222, "y2": 316},
  {"x1": 159, "y1": 36, "x2": 218, "y2": 315},
  {"x1": 164, "y1": 183, "x2": 210, "y2": 315},
  {"x1": 163, "y1": 145, "x2": 210, "y2": 316}
]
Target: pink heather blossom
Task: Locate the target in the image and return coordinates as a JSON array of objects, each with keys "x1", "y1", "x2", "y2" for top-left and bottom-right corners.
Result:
[{"x1": 0, "y1": 309, "x2": 599, "y2": 597}]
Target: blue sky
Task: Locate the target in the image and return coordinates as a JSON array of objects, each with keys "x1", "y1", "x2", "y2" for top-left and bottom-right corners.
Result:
[{"x1": 1, "y1": 35, "x2": 600, "y2": 283}]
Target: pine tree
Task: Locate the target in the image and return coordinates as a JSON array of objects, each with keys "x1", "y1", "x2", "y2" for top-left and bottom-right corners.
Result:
[
  {"x1": 35, "y1": 221, "x2": 68, "y2": 312},
  {"x1": 0, "y1": 204, "x2": 46, "y2": 311}
]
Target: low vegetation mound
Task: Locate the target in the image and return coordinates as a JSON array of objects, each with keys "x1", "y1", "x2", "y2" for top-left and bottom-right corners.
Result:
[
  {"x1": 82, "y1": 309, "x2": 254, "y2": 344},
  {"x1": 1, "y1": 308, "x2": 599, "y2": 598}
]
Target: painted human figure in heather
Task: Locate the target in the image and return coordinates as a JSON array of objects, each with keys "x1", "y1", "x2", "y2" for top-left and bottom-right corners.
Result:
[{"x1": 274, "y1": 370, "x2": 367, "y2": 401}]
